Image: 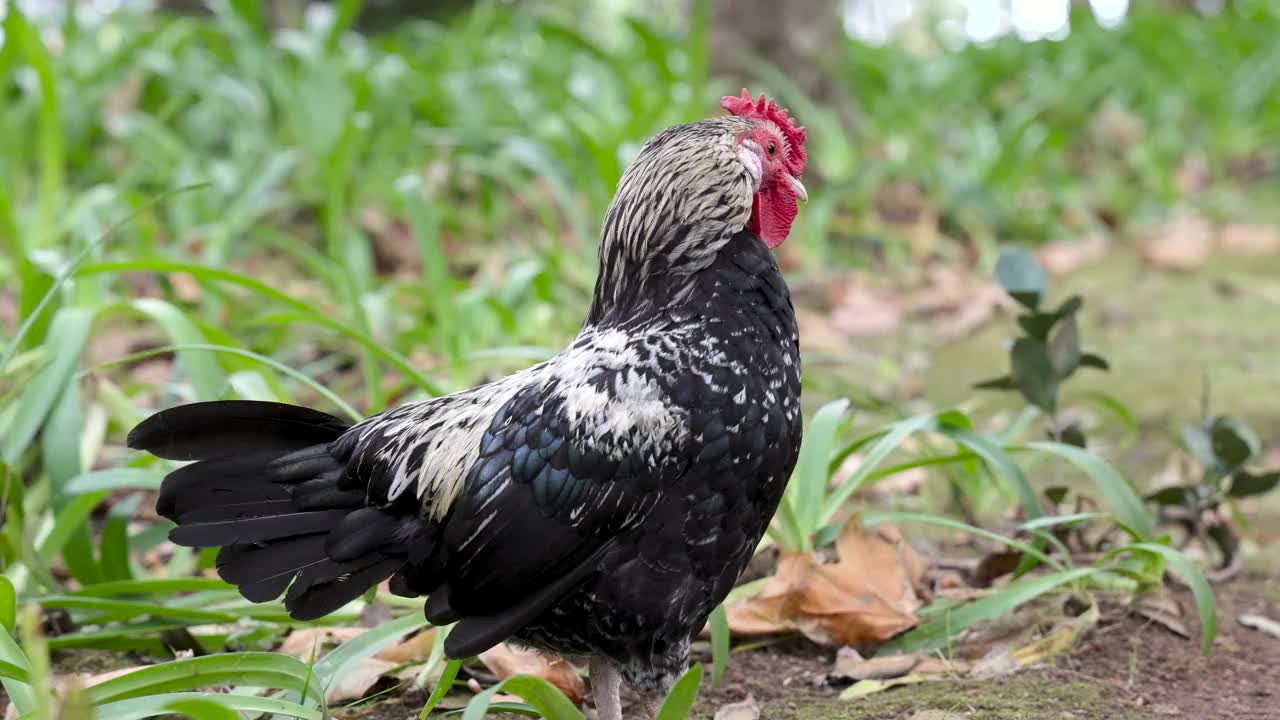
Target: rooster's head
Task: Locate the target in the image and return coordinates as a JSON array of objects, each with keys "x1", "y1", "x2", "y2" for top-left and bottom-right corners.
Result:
[
  {"x1": 720, "y1": 89, "x2": 808, "y2": 250},
  {"x1": 591, "y1": 90, "x2": 807, "y2": 320}
]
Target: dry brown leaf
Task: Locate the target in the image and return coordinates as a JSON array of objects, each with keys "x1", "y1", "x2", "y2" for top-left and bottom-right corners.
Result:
[
  {"x1": 323, "y1": 658, "x2": 399, "y2": 704},
  {"x1": 795, "y1": 309, "x2": 850, "y2": 354},
  {"x1": 1135, "y1": 593, "x2": 1188, "y2": 639},
  {"x1": 829, "y1": 453, "x2": 927, "y2": 497},
  {"x1": 1036, "y1": 233, "x2": 1111, "y2": 276},
  {"x1": 713, "y1": 695, "x2": 761, "y2": 720},
  {"x1": 833, "y1": 648, "x2": 919, "y2": 680},
  {"x1": 829, "y1": 283, "x2": 902, "y2": 338},
  {"x1": 377, "y1": 628, "x2": 438, "y2": 665},
  {"x1": 168, "y1": 272, "x2": 203, "y2": 303},
  {"x1": 1219, "y1": 223, "x2": 1280, "y2": 256},
  {"x1": 727, "y1": 519, "x2": 925, "y2": 648},
  {"x1": 1137, "y1": 214, "x2": 1215, "y2": 271},
  {"x1": 278, "y1": 627, "x2": 366, "y2": 658},
  {"x1": 478, "y1": 643, "x2": 586, "y2": 704}
]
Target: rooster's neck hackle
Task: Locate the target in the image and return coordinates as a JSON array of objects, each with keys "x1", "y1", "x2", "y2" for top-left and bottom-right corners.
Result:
[{"x1": 587, "y1": 116, "x2": 758, "y2": 326}]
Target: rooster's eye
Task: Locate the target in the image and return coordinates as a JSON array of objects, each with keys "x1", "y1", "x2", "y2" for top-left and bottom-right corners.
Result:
[{"x1": 767, "y1": 142, "x2": 776, "y2": 156}]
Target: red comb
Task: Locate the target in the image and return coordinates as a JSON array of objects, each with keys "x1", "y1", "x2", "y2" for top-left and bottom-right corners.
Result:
[{"x1": 720, "y1": 89, "x2": 807, "y2": 177}]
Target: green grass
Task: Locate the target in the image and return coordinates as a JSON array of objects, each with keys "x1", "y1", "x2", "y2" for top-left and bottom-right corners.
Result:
[{"x1": 0, "y1": 0, "x2": 1267, "y2": 717}]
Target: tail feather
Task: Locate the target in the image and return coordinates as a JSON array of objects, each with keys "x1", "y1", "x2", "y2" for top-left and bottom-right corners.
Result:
[
  {"x1": 128, "y1": 400, "x2": 351, "y2": 461},
  {"x1": 168, "y1": 509, "x2": 350, "y2": 547},
  {"x1": 133, "y1": 400, "x2": 428, "y2": 621}
]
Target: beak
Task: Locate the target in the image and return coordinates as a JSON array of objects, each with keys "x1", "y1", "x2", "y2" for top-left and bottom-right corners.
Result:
[{"x1": 788, "y1": 174, "x2": 808, "y2": 203}]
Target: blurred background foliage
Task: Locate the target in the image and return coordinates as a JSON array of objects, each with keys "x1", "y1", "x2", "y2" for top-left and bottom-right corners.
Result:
[{"x1": 1, "y1": 0, "x2": 1277, "y2": 410}]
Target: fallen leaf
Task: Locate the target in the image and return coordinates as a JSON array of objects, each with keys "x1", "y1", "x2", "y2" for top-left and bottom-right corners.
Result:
[
  {"x1": 1238, "y1": 613, "x2": 1280, "y2": 639},
  {"x1": 168, "y1": 271, "x2": 203, "y2": 303},
  {"x1": 727, "y1": 519, "x2": 925, "y2": 648},
  {"x1": 839, "y1": 672, "x2": 934, "y2": 699},
  {"x1": 1219, "y1": 223, "x2": 1280, "y2": 256},
  {"x1": 795, "y1": 309, "x2": 851, "y2": 354},
  {"x1": 1137, "y1": 214, "x2": 1215, "y2": 271},
  {"x1": 377, "y1": 628, "x2": 438, "y2": 665},
  {"x1": 278, "y1": 627, "x2": 365, "y2": 658},
  {"x1": 323, "y1": 658, "x2": 398, "y2": 704},
  {"x1": 829, "y1": 282, "x2": 902, "y2": 338},
  {"x1": 1036, "y1": 234, "x2": 1111, "y2": 276},
  {"x1": 714, "y1": 695, "x2": 760, "y2": 720},
  {"x1": 832, "y1": 648, "x2": 919, "y2": 680},
  {"x1": 478, "y1": 643, "x2": 586, "y2": 704},
  {"x1": 1134, "y1": 593, "x2": 1189, "y2": 639}
]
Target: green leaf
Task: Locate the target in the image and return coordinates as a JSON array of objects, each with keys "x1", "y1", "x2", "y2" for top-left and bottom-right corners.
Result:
[
  {"x1": 2, "y1": 307, "x2": 94, "y2": 464},
  {"x1": 65, "y1": 468, "x2": 165, "y2": 494},
  {"x1": 1078, "y1": 353, "x2": 1110, "y2": 371},
  {"x1": 789, "y1": 399, "x2": 850, "y2": 550},
  {"x1": 973, "y1": 375, "x2": 1017, "y2": 391},
  {"x1": 38, "y1": 490, "x2": 110, "y2": 566},
  {"x1": 1183, "y1": 422, "x2": 1217, "y2": 469},
  {"x1": 709, "y1": 604, "x2": 729, "y2": 688},
  {"x1": 1010, "y1": 338, "x2": 1058, "y2": 413},
  {"x1": 1145, "y1": 485, "x2": 1202, "y2": 507},
  {"x1": 0, "y1": 576, "x2": 14, "y2": 631},
  {"x1": 87, "y1": 652, "x2": 325, "y2": 704},
  {"x1": 461, "y1": 675, "x2": 584, "y2": 720},
  {"x1": 132, "y1": 299, "x2": 226, "y2": 402},
  {"x1": 159, "y1": 698, "x2": 244, "y2": 720},
  {"x1": 419, "y1": 658, "x2": 463, "y2": 719},
  {"x1": 656, "y1": 663, "x2": 703, "y2": 720},
  {"x1": 1125, "y1": 543, "x2": 1218, "y2": 655},
  {"x1": 68, "y1": 578, "x2": 233, "y2": 597},
  {"x1": 313, "y1": 614, "x2": 431, "y2": 695},
  {"x1": 1227, "y1": 470, "x2": 1280, "y2": 498},
  {"x1": 37, "y1": 596, "x2": 240, "y2": 624},
  {"x1": 0, "y1": 626, "x2": 36, "y2": 714},
  {"x1": 819, "y1": 413, "x2": 938, "y2": 529},
  {"x1": 0, "y1": 659, "x2": 30, "y2": 683},
  {"x1": 1048, "y1": 311, "x2": 1081, "y2": 378},
  {"x1": 994, "y1": 246, "x2": 1047, "y2": 310},
  {"x1": 864, "y1": 511, "x2": 1063, "y2": 572},
  {"x1": 1024, "y1": 441, "x2": 1155, "y2": 539},
  {"x1": 93, "y1": 693, "x2": 323, "y2": 720},
  {"x1": 100, "y1": 493, "x2": 142, "y2": 581},
  {"x1": 1209, "y1": 416, "x2": 1259, "y2": 470},
  {"x1": 880, "y1": 567, "x2": 1095, "y2": 654},
  {"x1": 1080, "y1": 353, "x2": 1111, "y2": 368}
]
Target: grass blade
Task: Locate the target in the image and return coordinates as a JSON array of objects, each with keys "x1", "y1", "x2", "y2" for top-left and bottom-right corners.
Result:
[
  {"x1": 2, "y1": 307, "x2": 94, "y2": 464},
  {"x1": 709, "y1": 603, "x2": 729, "y2": 688},
  {"x1": 93, "y1": 692, "x2": 323, "y2": 720},
  {"x1": 1024, "y1": 441, "x2": 1154, "y2": 539},
  {"x1": 656, "y1": 662, "x2": 703, "y2": 720},
  {"x1": 461, "y1": 675, "x2": 584, "y2": 720}
]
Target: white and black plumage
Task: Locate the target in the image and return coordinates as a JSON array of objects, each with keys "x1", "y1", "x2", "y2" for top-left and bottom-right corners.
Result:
[{"x1": 129, "y1": 91, "x2": 808, "y2": 719}]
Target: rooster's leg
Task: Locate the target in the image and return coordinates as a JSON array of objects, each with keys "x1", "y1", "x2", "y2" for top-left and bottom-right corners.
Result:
[{"x1": 589, "y1": 656, "x2": 623, "y2": 720}]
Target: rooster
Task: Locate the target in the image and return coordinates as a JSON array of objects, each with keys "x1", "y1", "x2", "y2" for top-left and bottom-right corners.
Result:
[{"x1": 129, "y1": 90, "x2": 807, "y2": 719}]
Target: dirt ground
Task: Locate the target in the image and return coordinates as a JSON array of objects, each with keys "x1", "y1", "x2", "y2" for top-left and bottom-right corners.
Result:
[{"x1": 689, "y1": 573, "x2": 1280, "y2": 720}]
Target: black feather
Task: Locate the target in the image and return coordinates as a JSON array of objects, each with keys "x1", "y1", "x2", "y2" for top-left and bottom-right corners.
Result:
[
  {"x1": 324, "y1": 508, "x2": 400, "y2": 562},
  {"x1": 284, "y1": 555, "x2": 403, "y2": 621},
  {"x1": 128, "y1": 400, "x2": 349, "y2": 461},
  {"x1": 444, "y1": 544, "x2": 607, "y2": 658},
  {"x1": 424, "y1": 585, "x2": 460, "y2": 625},
  {"x1": 169, "y1": 509, "x2": 349, "y2": 547}
]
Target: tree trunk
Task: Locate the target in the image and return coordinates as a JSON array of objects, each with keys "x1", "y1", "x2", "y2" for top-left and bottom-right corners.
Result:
[{"x1": 709, "y1": 0, "x2": 845, "y2": 103}]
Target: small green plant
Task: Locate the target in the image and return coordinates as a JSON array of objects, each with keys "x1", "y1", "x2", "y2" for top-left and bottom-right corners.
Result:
[
  {"x1": 975, "y1": 246, "x2": 1110, "y2": 447},
  {"x1": 1146, "y1": 409, "x2": 1279, "y2": 574}
]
